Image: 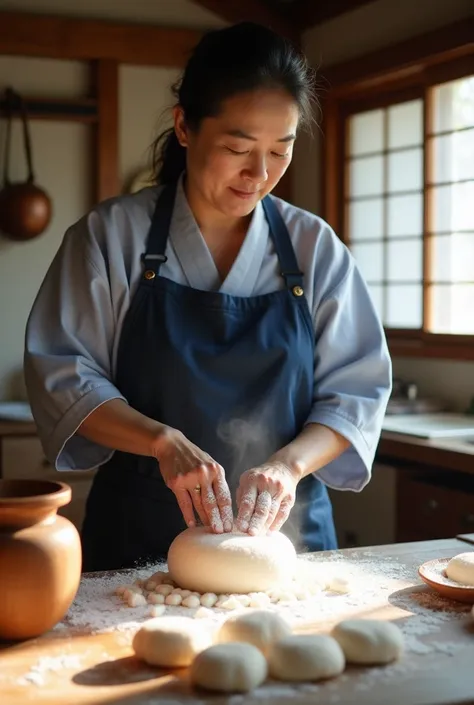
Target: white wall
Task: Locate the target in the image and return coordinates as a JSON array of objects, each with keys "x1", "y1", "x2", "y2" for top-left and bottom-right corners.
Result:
[
  {"x1": 119, "y1": 65, "x2": 179, "y2": 190},
  {"x1": 0, "y1": 59, "x2": 181, "y2": 399},
  {"x1": 0, "y1": 57, "x2": 91, "y2": 399},
  {"x1": 296, "y1": 0, "x2": 474, "y2": 416}
]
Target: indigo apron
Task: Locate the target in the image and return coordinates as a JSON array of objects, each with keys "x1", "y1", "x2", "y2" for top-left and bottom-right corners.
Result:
[{"x1": 81, "y1": 180, "x2": 337, "y2": 571}]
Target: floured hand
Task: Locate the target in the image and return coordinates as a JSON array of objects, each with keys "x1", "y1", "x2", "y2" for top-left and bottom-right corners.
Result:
[
  {"x1": 154, "y1": 427, "x2": 233, "y2": 533},
  {"x1": 235, "y1": 461, "x2": 298, "y2": 535}
]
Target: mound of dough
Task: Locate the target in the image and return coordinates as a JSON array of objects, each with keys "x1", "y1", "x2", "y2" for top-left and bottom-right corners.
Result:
[
  {"x1": 445, "y1": 552, "x2": 474, "y2": 586},
  {"x1": 167, "y1": 527, "x2": 297, "y2": 594},
  {"x1": 331, "y1": 619, "x2": 403, "y2": 665},
  {"x1": 268, "y1": 634, "x2": 345, "y2": 681},
  {"x1": 217, "y1": 610, "x2": 291, "y2": 655},
  {"x1": 190, "y1": 642, "x2": 267, "y2": 692},
  {"x1": 132, "y1": 616, "x2": 212, "y2": 667}
]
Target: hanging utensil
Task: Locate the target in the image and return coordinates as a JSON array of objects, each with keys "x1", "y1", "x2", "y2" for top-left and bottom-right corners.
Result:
[{"x1": 0, "y1": 87, "x2": 52, "y2": 241}]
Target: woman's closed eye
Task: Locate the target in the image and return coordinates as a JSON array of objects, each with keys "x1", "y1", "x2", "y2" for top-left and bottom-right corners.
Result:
[{"x1": 224, "y1": 146, "x2": 290, "y2": 158}]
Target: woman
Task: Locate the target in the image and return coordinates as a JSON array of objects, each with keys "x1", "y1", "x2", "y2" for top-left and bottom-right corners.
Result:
[{"x1": 24, "y1": 22, "x2": 391, "y2": 572}]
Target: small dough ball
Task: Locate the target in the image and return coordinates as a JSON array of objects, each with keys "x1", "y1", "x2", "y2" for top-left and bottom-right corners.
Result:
[
  {"x1": 146, "y1": 580, "x2": 158, "y2": 591},
  {"x1": 249, "y1": 592, "x2": 271, "y2": 608},
  {"x1": 156, "y1": 584, "x2": 174, "y2": 596},
  {"x1": 219, "y1": 596, "x2": 241, "y2": 611},
  {"x1": 446, "y1": 553, "x2": 474, "y2": 586},
  {"x1": 275, "y1": 591, "x2": 296, "y2": 604},
  {"x1": 190, "y1": 642, "x2": 267, "y2": 693},
  {"x1": 268, "y1": 634, "x2": 345, "y2": 681},
  {"x1": 182, "y1": 595, "x2": 201, "y2": 609},
  {"x1": 194, "y1": 607, "x2": 214, "y2": 619},
  {"x1": 165, "y1": 593, "x2": 183, "y2": 606},
  {"x1": 132, "y1": 616, "x2": 212, "y2": 667},
  {"x1": 147, "y1": 592, "x2": 165, "y2": 605},
  {"x1": 328, "y1": 576, "x2": 350, "y2": 594},
  {"x1": 331, "y1": 619, "x2": 403, "y2": 665},
  {"x1": 200, "y1": 593, "x2": 218, "y2": 608},
  {"x1": 218, "y1": 610, "x2": 291, "y2": 656},
  {"x1": 127, "y1": 592, "x2": 147, "y2": 608},
  {"x1": 149, "y1": 604, "x2": 166, "y2": 618},
  {"x1": 149, "y1": 570, "x2": 167, "y2": 584},
  {"x1": 235, "y1": 594, "x2": 251, "y2": 607}
]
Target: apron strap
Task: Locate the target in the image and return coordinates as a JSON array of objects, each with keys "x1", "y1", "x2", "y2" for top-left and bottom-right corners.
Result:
[
  {"x1": 141, "y1": 181, "x2": 177, "y2": 276},
  {"x1": 141, "y1": 179, "x2": 304, "y2": 292},
  {"x1": 262, "y1": 196, "x2": 304, "y2": 291}
]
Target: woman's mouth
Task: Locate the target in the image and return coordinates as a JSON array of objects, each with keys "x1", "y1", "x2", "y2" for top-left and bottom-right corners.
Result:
[{"x1": 229, "y1": 187, "x2": 258, "y2": 199}]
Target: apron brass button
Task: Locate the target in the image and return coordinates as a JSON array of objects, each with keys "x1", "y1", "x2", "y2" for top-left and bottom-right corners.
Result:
[
  {"x1": 292, "y1": 285, "x2": 304, "y2": 297},
  {"x1": 144, "y1": 270, "x2": 156, "y2": 280}
]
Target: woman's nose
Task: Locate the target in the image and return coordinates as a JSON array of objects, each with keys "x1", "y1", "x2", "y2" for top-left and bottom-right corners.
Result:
[{"x1": 243, "y1": 155, "x2": 268, "y2": 184}]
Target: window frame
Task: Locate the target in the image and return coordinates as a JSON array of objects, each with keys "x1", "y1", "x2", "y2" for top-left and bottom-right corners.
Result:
[{"x1": 321, "y1": 18, "x2": 474, "y2": 361}]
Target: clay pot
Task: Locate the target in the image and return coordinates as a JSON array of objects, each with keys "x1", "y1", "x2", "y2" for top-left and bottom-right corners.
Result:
[
  {"x1": 0, "y1": 480, "x2": 82, "y2": 641},
  {"x1": 0, "y1": 181, "x2": 52, "y2": 240}
]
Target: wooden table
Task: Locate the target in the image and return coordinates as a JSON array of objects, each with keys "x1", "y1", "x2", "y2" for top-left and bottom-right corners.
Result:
[{"x1": 1, "y1": 538, "x2": 474, "y2": 705}]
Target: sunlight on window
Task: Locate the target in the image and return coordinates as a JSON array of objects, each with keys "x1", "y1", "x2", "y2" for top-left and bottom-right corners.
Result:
[{"x1": 346, "y1": 76, "x2": 474, "y2": 335}]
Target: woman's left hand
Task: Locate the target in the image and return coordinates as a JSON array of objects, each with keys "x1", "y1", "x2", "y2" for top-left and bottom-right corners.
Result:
[{"x1": 235, "y1": 461, "x2": 299, "y2": 535}]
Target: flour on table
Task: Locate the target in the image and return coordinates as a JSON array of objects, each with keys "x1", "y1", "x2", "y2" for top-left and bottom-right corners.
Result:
[
  {"x1": 50, "y1": 550, "x2": 470, "y2": 660},
  {"x1": 16, "y1": 655, "x2": 83, "y2": 687}
]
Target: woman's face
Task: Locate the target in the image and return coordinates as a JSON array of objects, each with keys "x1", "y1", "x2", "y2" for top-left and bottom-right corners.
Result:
[{"x1": 174, "y1": 89, "x2": 299, "y2": 218}]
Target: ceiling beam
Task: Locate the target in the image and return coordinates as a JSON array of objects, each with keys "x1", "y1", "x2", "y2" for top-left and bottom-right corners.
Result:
[
  {"x1": 190, "y1": 0, "x2": 300, "y2": 43},
  {"x1": 295, "y1": 0, "x2": 379, "y2": 30},
  {"x1": 0, "y1": 12, "x2": 203, "y2": 66}
]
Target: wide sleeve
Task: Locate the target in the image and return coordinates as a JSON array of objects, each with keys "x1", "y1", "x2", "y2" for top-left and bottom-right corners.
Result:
[
  {"x1": 306, "y1": 254, "x2": 392, "y2": 492},
  {"x1": 24, "y1": 217, "x2": 127, "y2": 471}
]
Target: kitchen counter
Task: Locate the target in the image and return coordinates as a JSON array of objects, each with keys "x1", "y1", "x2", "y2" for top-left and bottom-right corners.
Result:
[
  {"x1": 378, "y1": 431, "x2": 474, "y2": 474},
  {"x1": 0, "y1": 420, "x2": 36, "y2": 436},
  {"x1": 1, "y1": 538, "x2": 474, "y2": 705}
]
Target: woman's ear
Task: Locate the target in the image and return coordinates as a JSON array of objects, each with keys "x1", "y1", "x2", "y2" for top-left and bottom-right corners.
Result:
[{"x1": 173, "y1": 106, "x2": 188, "y2": 147}]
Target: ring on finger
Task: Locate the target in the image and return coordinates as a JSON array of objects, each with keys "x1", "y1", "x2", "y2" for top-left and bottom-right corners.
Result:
[{"x1": 193, "y1": 484, "x2": 201, "y2": 493}]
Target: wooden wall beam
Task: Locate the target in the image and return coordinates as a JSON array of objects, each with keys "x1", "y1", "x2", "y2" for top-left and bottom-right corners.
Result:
[
  {"x1": 0, "y1": 12, "x2": 203, "y2": 66},
  {"x1": 295, "y1": 0, "x2": 378, "y2": 29},
  {"x1": 323, "y1": 17, "x2": 474, "y2": 92},
  {"x1": 190, "y1": 0, "x2": 300, "y2": 43},
  {"x1": 93, "y1": 60, "x2": 119, "y2": 203}
]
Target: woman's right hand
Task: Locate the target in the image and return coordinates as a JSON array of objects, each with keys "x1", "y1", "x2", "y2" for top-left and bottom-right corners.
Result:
[{"x1": 154, "y1": 427, "x2": 233, "y2": 534}]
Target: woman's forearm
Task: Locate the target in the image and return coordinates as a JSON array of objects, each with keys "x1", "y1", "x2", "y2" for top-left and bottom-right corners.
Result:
[
  {"x1": 269, "y1": 423, "x2": 350, "y2": 480},
  {"x1": 78, "y1": 399, "x2": 169, "y2": 458}
]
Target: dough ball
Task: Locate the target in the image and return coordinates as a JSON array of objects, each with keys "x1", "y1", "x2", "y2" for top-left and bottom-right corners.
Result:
[
  {"x1": 132, "y1": 616, "x2": 212, "y2": 667},
  {"x1": 182, "y1": 594, "x2": 201, "y2": 608},
  {"x1": 268, "y1": 634, "x2": 345, "y2": 681},
  {"x1": 445, "y1": 552, "x2": 474, "y2": 586},
  {"x1": 167, "y1": 527, "x2": 297, "y2": 594},
  {"x1": 328, "y1": 576, "x2": 350, "y2": 594},
  {"x1": 331, "y1": 619, "x2": 403, "y2": 665},
  {"x1": 165, "y1": 593, "x2": 182, "y2": 606},
  {"x1": 200, "y1": 593, "x2": 218, "y2": 608},
  {"x1": 190, "y1": 642, "x2": 267, "y2": 693},
  {"x1": 217, "y1": 610, "x2": 291, "y2": 656},
  {"x1": 127, "y1": 592, "x2": 147, "y2": 608},
  {"x1": 248, "y1": 592, "x2": 271, "y2": 608},
  {"x1": 219, "y1": 596, "x2": 241, "y2": 610},
  {"x1": 147, "y1": 592, "x2": 165, "y2": 605}
]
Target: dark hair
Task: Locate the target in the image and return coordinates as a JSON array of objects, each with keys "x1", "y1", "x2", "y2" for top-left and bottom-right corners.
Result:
[{"x1": 152, "y1": 22, "x2": 316, "y2": 184}]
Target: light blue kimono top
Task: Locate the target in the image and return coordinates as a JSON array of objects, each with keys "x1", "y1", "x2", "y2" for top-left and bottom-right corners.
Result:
[{"x1": 24, "y1": 176, "x2": 392, "y2": 490}]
